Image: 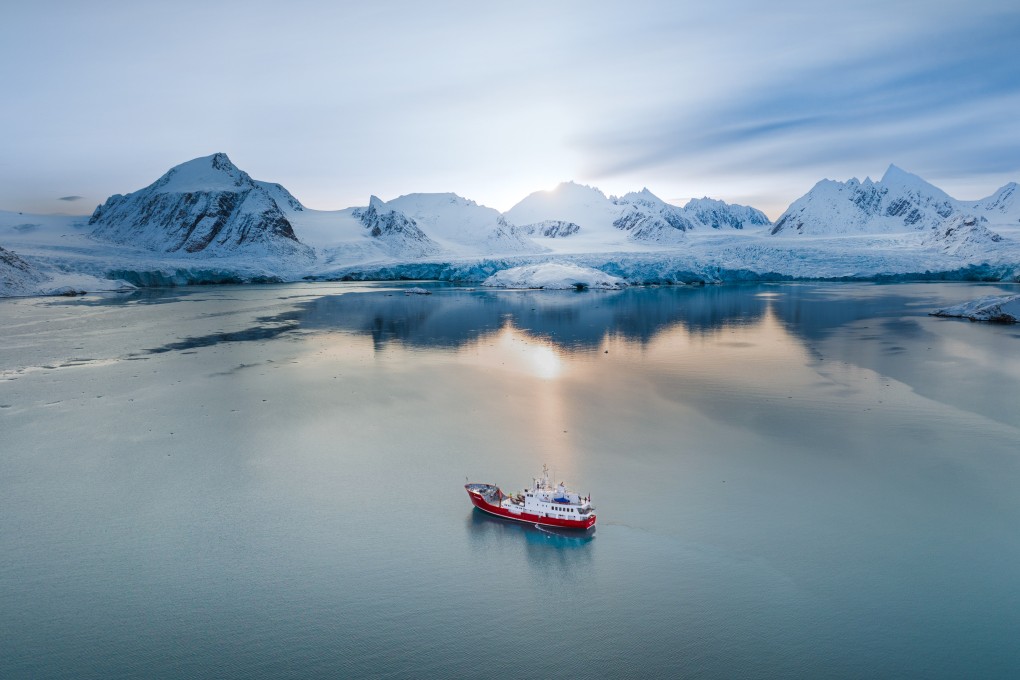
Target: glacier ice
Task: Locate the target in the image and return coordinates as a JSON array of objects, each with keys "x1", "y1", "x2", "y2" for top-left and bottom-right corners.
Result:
[
  {"x1": 482, "y1": 262, "x2": 627, "y2": 290},
  {"x1": 931, "y1": 294, "x2": 1020, "y2": 323}
]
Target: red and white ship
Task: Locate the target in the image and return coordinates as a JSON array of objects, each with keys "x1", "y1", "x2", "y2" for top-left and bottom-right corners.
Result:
[{"x1": 465, "y1": 465, "x2": 596, "y2": 530}]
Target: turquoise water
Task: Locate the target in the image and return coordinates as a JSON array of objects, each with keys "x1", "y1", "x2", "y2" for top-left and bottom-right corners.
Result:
[{"x1": 2, "y1": 282, "x2": 1019, "y2": 678}]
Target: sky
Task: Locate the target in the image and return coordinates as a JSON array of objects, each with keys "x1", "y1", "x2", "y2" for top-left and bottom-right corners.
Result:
[{"x1": 1, "y1": 0, "x2": 1018, "y2": 219}]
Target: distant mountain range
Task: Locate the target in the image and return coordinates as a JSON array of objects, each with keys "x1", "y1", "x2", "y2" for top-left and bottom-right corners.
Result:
[
  {"x1": 505, "y1": 182, "x2": 769, "y2": 246},
  {"x1": 771, "y1": 164, "x2": 1020, "y2": 236},
  {"x1": 2, "y1": 153, "x2": 1019, "y2": 296}
]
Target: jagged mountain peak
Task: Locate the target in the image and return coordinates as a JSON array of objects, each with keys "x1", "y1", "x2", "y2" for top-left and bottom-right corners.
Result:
[
  {"x1": 879, "y1": 164, "x2": 951, "y2": 199},
  {"x1": 881, "y1": 163, "x2": 907, "y2": 182},
  {"x1": 519, "y1": 181, "x2": 610, "y2": 204},
  {"x1": 553, "y1": 180, "x2": 605, "y2": 194},
  {"x1": 619, "y1": 188, "x2": 666, "y2": 205},
  {"x1": 150, "y1": 152, "x2": 255, "y2": 195},
  {"x1": 880, "y1": 163, "x2": 924, "y2": 185},
  {"x1": 771, "y1": 165, "x2": 958, "y2": 236},
  {"x1": 683, "y1": 197, "x2": 771, "y2": 230},
  {"x1": 683, "y1": 196, "x2": 738, "y2": 211}
]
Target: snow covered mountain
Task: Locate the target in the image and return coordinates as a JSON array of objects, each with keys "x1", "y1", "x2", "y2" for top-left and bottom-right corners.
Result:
[
  {"x1": 349, "y1": 197, "x2": 442, "y2": 259},
  {"x1": 961, "y1": 183, "x2": 1020, "y2": 229},
  {"x1": 285, "y1": 192, "x2": 540, "y2": 267},
  {"x1": 611, "y1": 189, "x2": 694, "y2": 244},
  {"x1": 770, "y1": 165, "x2": 958, "y2": 236},
  {"x1": 505, "y1": 182, "x2": 620, "y2": 236},
  {"x1": 380, "y1": 193, "x2": 541, "y2": 256},
  {"x1": 684, "y1": 197, "x2": 770, "y2": 230},
  {"x1": 89, "y1": 153, "x2": 313, "y2": 259},
  {"x1": 504, "y1": 182, "x2": 692, "y2": 245},
  {"x1": 504, "y1": 182, "x2": 766, "y2": 250},
  {"x1": 921, "y1": 214, "x2": 1003, "y2": 257}
]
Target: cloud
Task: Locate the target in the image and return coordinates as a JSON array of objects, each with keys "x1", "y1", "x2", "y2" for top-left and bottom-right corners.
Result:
[
  {"x1": 58, "y1": 195, "x2": 83, "y2": 201},
  {"x1": 581, "y1": 9, "x2": 1020, "y2": 183}
]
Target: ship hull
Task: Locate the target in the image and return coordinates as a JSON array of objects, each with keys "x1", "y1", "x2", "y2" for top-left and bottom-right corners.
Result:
[{"x1": 466, "y1": 487, "x2": 596, "y2": 530}]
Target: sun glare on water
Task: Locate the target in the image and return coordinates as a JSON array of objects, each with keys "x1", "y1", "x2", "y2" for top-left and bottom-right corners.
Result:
[{"x1": 462, "y1": 323, "x2": 565, "y2": 380}]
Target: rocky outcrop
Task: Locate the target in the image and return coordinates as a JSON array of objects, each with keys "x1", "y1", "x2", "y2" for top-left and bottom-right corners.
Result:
[
  {"x1": 684, "y1": 197, "x2": 771, "y2": 230},
  {"x1": 922, "y1": 214, "x2": 1003, "y2": 256},
  {"x1": 0, "y1": 245, "x2": 47, "y2": 296},
  {"x1": 352, "y1": 197, "x2": 442, "y2": 259},
  {"x1": 513, "y1": 220, "x2": 582, "y2": 238}
]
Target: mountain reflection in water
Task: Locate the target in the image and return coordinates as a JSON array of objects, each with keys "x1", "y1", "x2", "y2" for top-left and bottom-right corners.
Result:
[{"x1": 264, "y1": 286, "x2": 770, "y2": 351}]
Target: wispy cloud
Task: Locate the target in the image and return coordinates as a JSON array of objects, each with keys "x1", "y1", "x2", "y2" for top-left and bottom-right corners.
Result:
[
  {"x1": 2, "y1": 1, "x2": 1017, "y2": 214},
  {"x1": 58, "y1": 195, "x2": 83, "y2": 201},
  {"x1": 582, "y1": 9, "x2": 1020, "y2": 184}
]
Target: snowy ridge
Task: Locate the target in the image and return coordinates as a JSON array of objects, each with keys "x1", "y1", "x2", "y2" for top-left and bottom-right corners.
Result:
[
  {"x1": 256, "y1": 181, "x2": 305, "y2": 212},
  {"x1": 350, "y1": 197, "x2": 442, "y2": 259},
  {"x1": 612, "y1": 189, "x2": 695, "y2": 243},
  {"x1": 382, "y1": 192, "x2": 543, "y2": 256},
  {"x1": 961, "y1": 183, "x2": 1020, "y2": 228},
  {"x1": 921, "y1": 214, "x2": 1003, "y2": 257},
  {"x1": 504, "y1": 183, "x2": 762, "y2": 249},
  {"x1": 684, "y1": 197, "x2": 771, "y2": 230},
  {"x1": 770, "y1": 165, "x2": 958, "y2": 236}
]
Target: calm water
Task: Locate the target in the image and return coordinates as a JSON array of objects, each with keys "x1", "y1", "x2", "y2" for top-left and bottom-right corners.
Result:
[{"x1": 2, "y1": 281, "x2": 1019, "y2": 679}]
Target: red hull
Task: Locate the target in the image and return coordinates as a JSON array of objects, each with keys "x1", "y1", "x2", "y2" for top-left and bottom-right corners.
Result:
[{"x1": 466, "y1": 489, "x2": 596, "y2": 530}]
